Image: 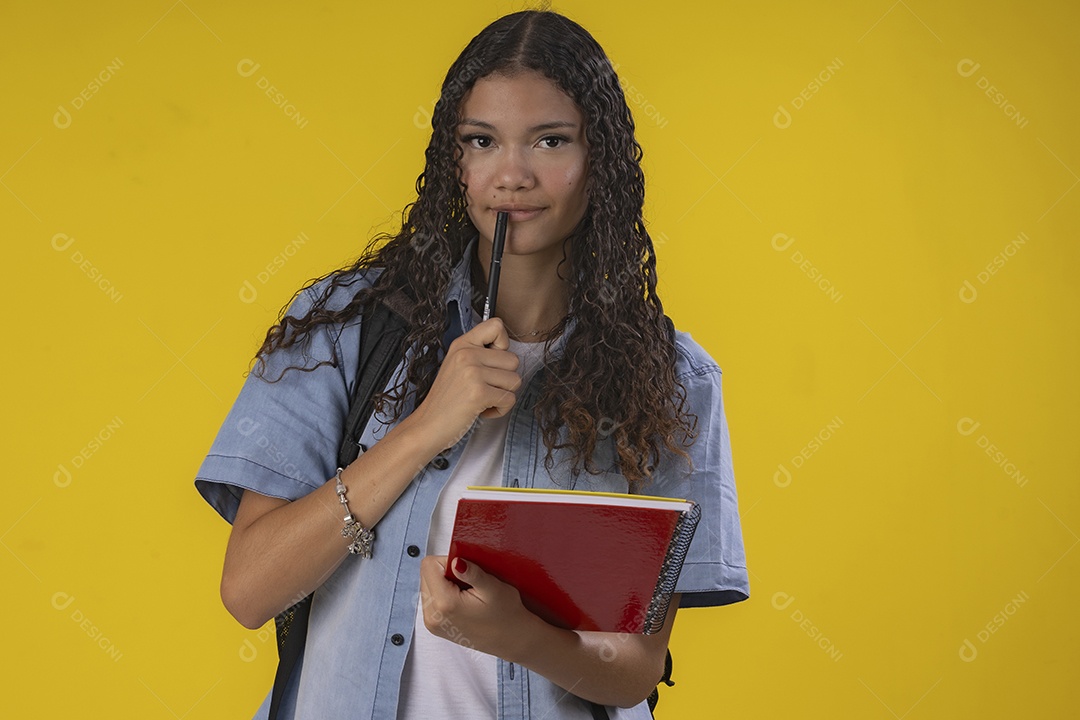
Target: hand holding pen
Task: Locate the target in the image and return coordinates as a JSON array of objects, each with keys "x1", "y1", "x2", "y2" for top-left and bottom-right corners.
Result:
[{"x1": 414, "y1": 210, "x2": 515, "y2": 444}]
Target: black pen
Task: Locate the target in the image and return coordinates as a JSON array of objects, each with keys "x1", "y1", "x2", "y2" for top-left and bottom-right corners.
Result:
[{"x1": 482, "y1": 211, "x2": 509, "y2": 322}]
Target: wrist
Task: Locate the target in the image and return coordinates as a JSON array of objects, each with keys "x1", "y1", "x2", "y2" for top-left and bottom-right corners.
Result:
[
  {"x1": 391, "y1": 411, "x2": 449, "y2": 465},
  {"x1": 505, "y1": 608, "x2": 562, "y2": 668}
]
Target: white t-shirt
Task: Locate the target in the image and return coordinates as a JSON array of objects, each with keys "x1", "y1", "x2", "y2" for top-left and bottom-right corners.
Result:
[{"x1": 396, "y1": 337, "x2": 556, "y2": 719}]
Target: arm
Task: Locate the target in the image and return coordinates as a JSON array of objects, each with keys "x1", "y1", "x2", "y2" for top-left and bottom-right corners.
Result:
[
  {"x1": 220, "y1": 413, "x2": 444, "y2": 629},
  {"x1": 419, "y1": 555, "x2": 679, "y2": 708},
  {"x1": 220, "y1": 318, "x2": 521, "y2": 629}
]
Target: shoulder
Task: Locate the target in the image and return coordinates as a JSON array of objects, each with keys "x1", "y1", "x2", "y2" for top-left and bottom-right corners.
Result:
[
  {"x1": 287, "y1": 266, "x2": 386, "y2": 318},
  {"x1": 254, "y1": 266, "x2": 386, "y2": 382},
  {"x1": 672, "y1": 328, "x2": 722, "y2": 384}
]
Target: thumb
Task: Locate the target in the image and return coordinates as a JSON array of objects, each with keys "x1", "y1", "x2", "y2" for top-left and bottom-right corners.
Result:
[
  {"x1": 469, "y1": 317, "x2": 509, "y2": 351},
  {"x1": 451, "y1": 557, "x2": 491, "y2": 590}
]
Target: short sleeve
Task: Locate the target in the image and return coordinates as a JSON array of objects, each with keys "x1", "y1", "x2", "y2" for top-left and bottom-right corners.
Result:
[
  {"x1": 656, "y1": 336, "x2": 749, "y2": 608},
  {"x1": 194, "y1": 282, "x2": 356, "y2": 524}
]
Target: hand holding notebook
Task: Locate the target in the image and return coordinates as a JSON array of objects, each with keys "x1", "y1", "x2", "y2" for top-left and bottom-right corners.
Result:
[{"x1": 444, "y1": 487, "x2": 700, "y2": 635}]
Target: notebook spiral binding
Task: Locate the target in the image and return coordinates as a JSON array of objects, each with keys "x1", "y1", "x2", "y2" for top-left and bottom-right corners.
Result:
[{"x1": 643, "y1": 502, "x2": 702, "y2": 635}]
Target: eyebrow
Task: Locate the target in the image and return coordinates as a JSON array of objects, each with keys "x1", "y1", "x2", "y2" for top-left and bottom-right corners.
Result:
[{"x1": 458, "y1": 118, "x2": 579, "y2": 133}]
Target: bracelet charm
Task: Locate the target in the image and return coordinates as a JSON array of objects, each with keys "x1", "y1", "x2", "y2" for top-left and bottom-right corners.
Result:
[{"x1": 335, "y1": 467, "x2": 374, "y2": 558}]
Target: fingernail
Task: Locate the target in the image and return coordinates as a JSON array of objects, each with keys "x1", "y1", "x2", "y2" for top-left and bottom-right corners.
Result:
[{"x1": 454, "y1": 557, "x2": 467, "y2": 574}]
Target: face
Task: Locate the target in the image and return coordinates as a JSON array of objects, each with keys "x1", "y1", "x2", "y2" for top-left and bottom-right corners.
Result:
[{"x1": 456, "y1": 70, "x2": 589, "y2": 262}]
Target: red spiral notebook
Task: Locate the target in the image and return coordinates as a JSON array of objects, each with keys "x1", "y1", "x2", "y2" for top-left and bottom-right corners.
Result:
[{"x1": 444, "y1": 487, "x2": 700, "y2": 635}]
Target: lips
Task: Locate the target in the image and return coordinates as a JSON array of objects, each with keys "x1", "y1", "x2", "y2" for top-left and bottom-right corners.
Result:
[{"x1": 491, "y1": 205, "x2": 545, "y2": 221}]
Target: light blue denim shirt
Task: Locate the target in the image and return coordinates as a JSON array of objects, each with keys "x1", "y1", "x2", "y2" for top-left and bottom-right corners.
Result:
[{"x1": 195, "y1": 241, "x2": 749, "y2": 719}]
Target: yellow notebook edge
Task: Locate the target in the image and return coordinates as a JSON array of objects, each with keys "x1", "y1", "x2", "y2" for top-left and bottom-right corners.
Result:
[{"x1": 464, "y1": 486, "x2": 688, "y2": 504}]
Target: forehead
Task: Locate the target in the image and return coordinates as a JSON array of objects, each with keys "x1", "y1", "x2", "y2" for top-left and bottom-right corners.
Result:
[{"x1": 460, "y1": 71, "x2": 582, "y2": 127}]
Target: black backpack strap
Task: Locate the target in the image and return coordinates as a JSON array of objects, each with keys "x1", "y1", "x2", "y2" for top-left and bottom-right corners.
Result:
[
  {"x1": 337, "y1": 289, "x2": 413, "y2": 468},
  {"x1": 267, "y1": 596, "x2": 312, "y2": 718},
  {"x1": 268, "y1": 288, "x2": 413, "y2": 720},
  {"x1": 647, "y1": 648, "x2": 675, "y2": 713},
  {"x1": 586, "y1": 647, "x2": 672, "y2": 719}
]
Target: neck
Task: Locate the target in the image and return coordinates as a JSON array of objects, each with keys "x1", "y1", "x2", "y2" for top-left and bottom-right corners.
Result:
[{"x1": 474, "y1": 241, "x2": 570, "y2": 342}]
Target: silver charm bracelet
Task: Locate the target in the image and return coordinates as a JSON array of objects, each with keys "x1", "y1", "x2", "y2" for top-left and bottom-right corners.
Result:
[{"x1": 335, "y1": 467, "x2": 374, "y2": 558}]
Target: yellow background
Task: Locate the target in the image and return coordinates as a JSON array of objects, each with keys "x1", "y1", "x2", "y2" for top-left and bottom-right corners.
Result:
[{"x1": 4, "y1": 1, "x2": 1078, "y2": 717}]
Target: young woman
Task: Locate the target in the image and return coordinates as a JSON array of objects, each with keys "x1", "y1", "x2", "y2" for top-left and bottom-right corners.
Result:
[{"x1": 196, "y1": 9, "x2": 748, "y2": 720}]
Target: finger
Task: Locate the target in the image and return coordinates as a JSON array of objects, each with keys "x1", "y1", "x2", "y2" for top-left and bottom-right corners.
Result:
[
  {"x1": 462, "y1": 317, "x2": 510, "y2": 351},
  {"x1": 459, "y1": 346, "x2": 519, "y2": 372},
  {"x1": 478, "y1": 387, "x2": 518, "y2": 419},
  {"x1": 419, "y1": 557, "x2": 453, "y2": 608},
  {"x1": 450, "y1": 557, "x2": 495, "y2": 595},
  {"x1": 452, "y1": 366, "x2": 520, "y2": 408},
  {"x1": 478, "y1": 372, "x2": 520, "y2": 409},
  {"x1": 420, "y1": 555, "x2": 446, "y2": 581},
  {"x1": 418, "y1": 557, "x2": 456, "y2": 635},
  {"x1": 417, "y1": 556, "x2": 435, "y2": 596},
  {"x1": 476, "y1": 366, "x2": 523, "y2": 393},
  {"x1": 483, "y1": 317, "x2": 511, "y2": 351}
]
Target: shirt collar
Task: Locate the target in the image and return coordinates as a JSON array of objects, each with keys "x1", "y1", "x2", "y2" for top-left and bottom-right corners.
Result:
[
  {"x1": 440, "y1": 233, "x2": 579, "y2": 353},
  {"x1": 440, "y1": 235, "x2": 480, "y2": 349}
]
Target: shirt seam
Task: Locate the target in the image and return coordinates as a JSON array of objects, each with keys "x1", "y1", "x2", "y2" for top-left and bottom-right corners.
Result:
[
  {"x1": 681, "y1": 560, "x2": 748, "y2": 571},
  {"x1": 200, "y1": 453, "x2": 322, "y2": 491},
  {"x1": 675, "y1": 362, "x2": 721, "y2": 382}
]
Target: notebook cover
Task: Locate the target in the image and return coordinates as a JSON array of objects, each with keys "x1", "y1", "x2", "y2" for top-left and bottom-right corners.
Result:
[{"x1": 444, "y1": 490, "x2": 687, "y2": 634}]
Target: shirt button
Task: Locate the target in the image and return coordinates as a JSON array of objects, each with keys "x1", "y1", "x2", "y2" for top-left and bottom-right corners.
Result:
[
  {"x1": 407, "y1": 545, "x2": 420, "y2": 557},
  {"x1": 431, "y1": 456, "x2": 449, "y2": 470},
  {"x1": 391, "y1": 633, "x2": 405, "y2": 646}
]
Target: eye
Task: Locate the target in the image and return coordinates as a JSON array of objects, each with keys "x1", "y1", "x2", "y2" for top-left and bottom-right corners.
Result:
[
  {"x1": 538, "y1": 135, "x2": 569, "y2": 149},
  {"x1": 461, "y1": 133, "x2": 493, "y2": 149}
]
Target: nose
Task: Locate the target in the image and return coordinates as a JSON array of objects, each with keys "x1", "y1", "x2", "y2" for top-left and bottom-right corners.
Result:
[{"x1": 495, "y1": 146, "x2": 535, "y2": 191}]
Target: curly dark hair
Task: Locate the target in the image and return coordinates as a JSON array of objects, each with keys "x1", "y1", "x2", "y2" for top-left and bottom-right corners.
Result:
[{"x1": 254, "y1": 9, "x2": 696, "y2": 490}]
